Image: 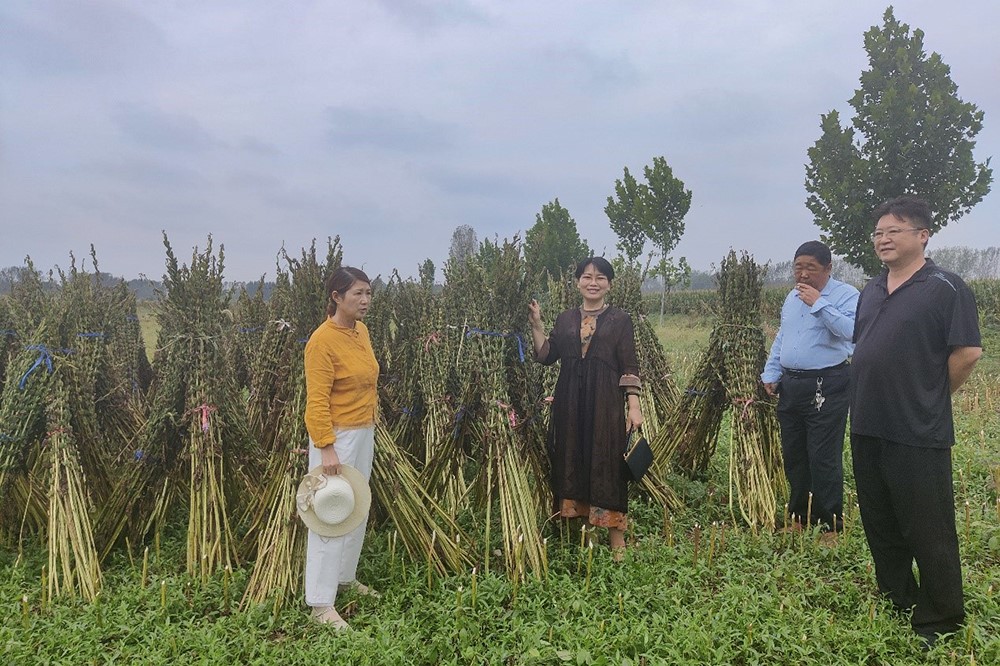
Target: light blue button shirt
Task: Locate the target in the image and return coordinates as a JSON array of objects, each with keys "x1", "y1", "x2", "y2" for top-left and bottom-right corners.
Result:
[{"x1": 761, "y1": 277, "x2": 859, "y2": 383}]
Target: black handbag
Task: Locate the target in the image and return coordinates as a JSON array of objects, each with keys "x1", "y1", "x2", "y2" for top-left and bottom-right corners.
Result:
[{"x1": 624, "y1": 430, "x2": 653, "y2": 482}]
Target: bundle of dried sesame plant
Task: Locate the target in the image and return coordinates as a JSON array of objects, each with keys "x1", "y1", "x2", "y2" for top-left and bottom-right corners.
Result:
[
  {"x1": 241, "y1": 239, "x2": 342, "y2": 606},
  {"x1": 716, "y1": 251, "x2": 784, "y2": 528}
]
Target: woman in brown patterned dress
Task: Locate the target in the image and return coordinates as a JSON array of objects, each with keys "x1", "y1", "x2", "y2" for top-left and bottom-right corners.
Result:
[{"x1": 528, "y1": 257, "x2": 643, "y2": 558}]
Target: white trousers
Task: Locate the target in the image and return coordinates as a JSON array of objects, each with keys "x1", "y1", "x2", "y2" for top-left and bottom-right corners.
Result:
[{"x1": 304, "y1": 426, "x2": 375, "y2": 607}]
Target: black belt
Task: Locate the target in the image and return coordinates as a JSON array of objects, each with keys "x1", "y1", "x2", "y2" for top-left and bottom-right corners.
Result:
[{"x1": 781, "y1": 361, "x2": 849, "y2": 378}]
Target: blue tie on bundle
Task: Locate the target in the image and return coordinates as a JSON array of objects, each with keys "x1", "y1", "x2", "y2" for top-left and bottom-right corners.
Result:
[
  {"x1": 18, "y1": 344, "x2": 59, "y2": 390},
  {"x1": 464, "y1": 327, "x2": 526, "y2": 363}
]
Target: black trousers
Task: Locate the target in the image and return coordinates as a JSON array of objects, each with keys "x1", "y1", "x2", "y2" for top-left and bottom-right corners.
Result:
[
  {"x1": 776, "y1": 367, "x2": 849, "y2": 530},
  {"x1": 851, "y1": 435, "x2": 964, "y2": 635}
]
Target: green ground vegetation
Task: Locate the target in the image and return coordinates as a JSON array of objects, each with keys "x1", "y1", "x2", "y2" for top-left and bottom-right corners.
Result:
[
  {"x1": 136, "y1": 300, "x2": 158, "y2": 360},
  {"x1": 2, "y1": 316, "x2": 997, "y2": 665}
]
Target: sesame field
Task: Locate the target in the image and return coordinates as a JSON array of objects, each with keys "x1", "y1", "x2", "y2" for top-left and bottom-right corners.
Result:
[{"x1": 0, "y1": 243, "x2": 997, "y2": 665}]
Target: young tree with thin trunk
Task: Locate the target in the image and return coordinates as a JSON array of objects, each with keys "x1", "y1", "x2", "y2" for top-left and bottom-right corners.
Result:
[{"x1": 606, "y1": 156, "x2": 692, "y2": 322}]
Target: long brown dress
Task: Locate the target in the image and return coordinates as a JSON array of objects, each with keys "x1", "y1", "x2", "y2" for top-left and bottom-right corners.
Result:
[{"x1": 539, "y1": 306, "x2": 640, "y2": 527}]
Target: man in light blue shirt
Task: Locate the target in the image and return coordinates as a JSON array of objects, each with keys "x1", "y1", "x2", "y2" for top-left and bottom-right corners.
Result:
[{"x1": 762, "y1": 241, "x2": 859, "y2": 537}]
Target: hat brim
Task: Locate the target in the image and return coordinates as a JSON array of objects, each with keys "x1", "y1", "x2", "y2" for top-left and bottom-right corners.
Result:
[{"x1": 297, "y1": 464, "x2": 372, "y2": 538}]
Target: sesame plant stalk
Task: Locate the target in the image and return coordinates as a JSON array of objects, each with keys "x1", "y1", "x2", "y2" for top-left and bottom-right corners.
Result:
[
  {"x1": 370, "y1": 418, "x2": 472, "y2": 576},
  {"x1": 45, "y1": 373, "x2": 102, "y2": 601},
  {"x1": 241, "y1": 239, "x2": 341, "y2": 603}
]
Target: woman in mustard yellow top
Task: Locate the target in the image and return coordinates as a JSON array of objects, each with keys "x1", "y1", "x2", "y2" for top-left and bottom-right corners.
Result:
[{"x1": 303, "y1": 266, "x2": 379, "y2": 628}]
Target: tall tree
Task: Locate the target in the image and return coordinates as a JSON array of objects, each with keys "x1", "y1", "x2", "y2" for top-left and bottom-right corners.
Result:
[
  {"x1": 448, "y1": 224, "x2": 478, "y2": 266},
  {"x1": 604, "y1": 168, "x2": 647, "y2": 262},
  {"x1": 805, "y1": 6, "x2": 992, "y2": 275},
  {"x1": 524, "y1": 198, "x2": 591, "y2": 280},
  {"x1": 641, "y1": 157, "x2": 693, "y2": 314},
  {"x1": 606, "y1": 156, "x2": 692, "y2": 321}
]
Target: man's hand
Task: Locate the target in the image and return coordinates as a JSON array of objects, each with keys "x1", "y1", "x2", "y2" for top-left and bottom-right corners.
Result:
[
  {"x1": 795, "y1": 283, "x2": 820, "y2": 307},
  {"x1": 763, "y1": 382, "x2": 779, "y2": 397},
  {"x1": 948, "y1": 346, "x2": 982, "y2": 394}
]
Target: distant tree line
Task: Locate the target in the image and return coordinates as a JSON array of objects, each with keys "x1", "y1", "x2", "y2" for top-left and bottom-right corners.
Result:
[
  {"x1": 0, "y1": 266, "x2": 277, "y2": 301},
  {"x1": 653, "y1": 246, "x2": 1000, "y2": 292},
  {"x1": 9, "y1": 245, "x2": 997, "y2": 301}
]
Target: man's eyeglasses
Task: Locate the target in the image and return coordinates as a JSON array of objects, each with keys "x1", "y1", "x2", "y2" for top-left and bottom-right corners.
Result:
[{"x1": 871, "y1": 227, "x2": 924, "y2": 242}]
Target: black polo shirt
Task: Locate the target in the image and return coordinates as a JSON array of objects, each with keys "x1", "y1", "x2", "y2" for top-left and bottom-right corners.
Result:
[{"x1": 850, "y1": 259, "x2": 981, "y2": 448}]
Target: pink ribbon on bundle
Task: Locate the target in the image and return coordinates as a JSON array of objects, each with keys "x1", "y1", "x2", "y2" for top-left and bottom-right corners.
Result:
[
  {"x1": 496, "y1": 400, "x2": 519, "y2": 429},
  {"x1": 192, "y1": 404, "x2": 217, "y2": 432},
  {"x1": 731, "y1": 397, "x2": 754, "y2": 421},
  {"x1": 423, "y1": 331, "x2": 441, "y2": 353}
]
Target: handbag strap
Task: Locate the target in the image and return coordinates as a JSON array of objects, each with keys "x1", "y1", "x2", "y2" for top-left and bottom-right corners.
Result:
[{"x1": 626, "y1": 426, "x2": 642, "y2": 451}]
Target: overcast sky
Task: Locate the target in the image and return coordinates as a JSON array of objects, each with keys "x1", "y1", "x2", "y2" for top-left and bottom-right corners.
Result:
[{"x1": 2, "y1": 0, "x2": 997, "y2": 282}]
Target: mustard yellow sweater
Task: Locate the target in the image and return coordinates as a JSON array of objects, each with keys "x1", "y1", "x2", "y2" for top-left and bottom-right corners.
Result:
[{"x1": 304, "y1": 318, "x2": 379, "y2": 447}]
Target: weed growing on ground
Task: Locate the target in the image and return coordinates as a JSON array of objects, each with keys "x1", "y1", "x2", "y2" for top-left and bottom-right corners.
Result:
[{"x1": 2, "y1": 317, "x2": 997, "y2": 664}]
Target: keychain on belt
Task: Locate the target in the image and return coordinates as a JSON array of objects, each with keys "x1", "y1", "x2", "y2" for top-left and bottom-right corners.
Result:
[{"x1": 813, "y1": 377, "x2": 825, "y2": 411}]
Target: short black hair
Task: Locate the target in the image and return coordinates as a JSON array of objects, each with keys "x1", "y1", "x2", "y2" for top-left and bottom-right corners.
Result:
[
  {"x1": 873, "y1": 195, "x2": 933, "y2": 230},
  {"x1": 793, "y1": 241, "x2": 832, "y2": 266},
  {"x1": 575, "y1": 256, "x2": 614, "y2": 281}
]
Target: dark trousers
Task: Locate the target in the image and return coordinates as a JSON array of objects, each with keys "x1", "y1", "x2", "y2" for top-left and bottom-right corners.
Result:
[
  {"x1": 851, "y1": 434, "x2": 964, "y2": 635},
  {"x1": 776, "y1": 367, "x2": 849, "y2": 530}
]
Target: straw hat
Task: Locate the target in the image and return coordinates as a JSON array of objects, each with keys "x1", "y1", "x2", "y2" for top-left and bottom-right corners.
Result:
[{"x1": 296, "y1": 465, "x2": 371, "y2": 537}]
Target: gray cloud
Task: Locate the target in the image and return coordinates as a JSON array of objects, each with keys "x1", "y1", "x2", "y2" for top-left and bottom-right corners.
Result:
[
  {"x1": 0, "y1": 1, "x2": 167, "y2": 76},
  {"x1": 326, "y1": 106, "x2": 458, "y2": 153},
  {"x1": 664, "y1": 90, "x2": 781, "y2": 144},
  {"x1": 375, "y1": 0, "x2": 490, "y2": 29},
  {"x1": 419, "y1": 164, "x2": 540, "y2": 200},
  {"x1": 537, "y1": 45, "x2": 641, "y2": 90},
  {"x1": 76, "y1": 158, "x2": 208, "y2": 190},
  {"x1": 111, "y1": 104, "x2": 220, "y2": 153},
  {"x1": 238, "y1": 137, "x2": 281, "y2": 157},
  {"x1": 1, "y1": 0, "x2": 998, "y2": 282}
]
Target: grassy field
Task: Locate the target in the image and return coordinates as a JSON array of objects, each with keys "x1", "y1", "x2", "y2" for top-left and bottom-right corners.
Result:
[
  {"x1": 136, "y1": 300, "x2": 159, "y2": 360},
  {"x1": 2, "y1": 316, "x2": 997, "y2": 665}
]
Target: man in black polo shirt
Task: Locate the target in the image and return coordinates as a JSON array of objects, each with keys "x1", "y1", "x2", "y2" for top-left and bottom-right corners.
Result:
[{"x1": 851, "y1": 195, "x2": 982, "y2": 647}]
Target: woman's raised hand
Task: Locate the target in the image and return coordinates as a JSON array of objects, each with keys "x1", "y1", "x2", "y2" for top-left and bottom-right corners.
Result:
[
  {"x1": 528, "y1": 299, "x2": 543, "y2": 327},
  {"x1": 528, "y1": 299, "x2": 549, "y2": 361}
]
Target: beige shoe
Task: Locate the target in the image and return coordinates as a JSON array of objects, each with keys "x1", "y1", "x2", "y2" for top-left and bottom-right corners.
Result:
[
  {"x1": 311, "y1": 605, "x2": 349, "y2": 629},
  {"x1": 339, "y1": 581, "x2": 381, "y2": 598}
]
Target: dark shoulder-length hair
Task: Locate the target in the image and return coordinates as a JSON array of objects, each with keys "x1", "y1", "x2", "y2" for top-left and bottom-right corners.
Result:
[
  {"x1": 574, "y1": 256, "x2": 615, "y2": 281},
  {"x1": 326, "y1": 266, "x2": 371, "y2": 316}
]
